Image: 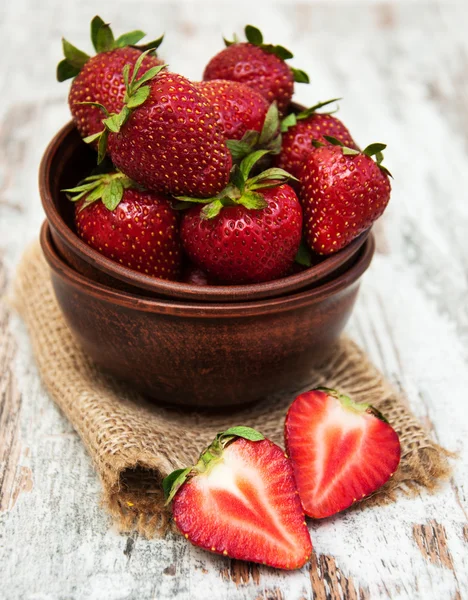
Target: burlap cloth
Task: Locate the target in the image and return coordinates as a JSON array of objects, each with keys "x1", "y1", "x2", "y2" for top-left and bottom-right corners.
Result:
[{"x1": 12, "y1": 242, "x2": 453, "y2": 538}]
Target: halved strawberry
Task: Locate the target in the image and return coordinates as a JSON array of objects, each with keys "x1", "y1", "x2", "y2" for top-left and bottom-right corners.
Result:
[
  {"x1": 285, "y1": 389, "x2": 401, "y2": 519},
  {"x1": 164, "y1": 427, "x2": 312, "y2": 569}
]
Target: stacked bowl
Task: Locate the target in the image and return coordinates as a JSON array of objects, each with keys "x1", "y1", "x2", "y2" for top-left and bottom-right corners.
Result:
[{"x1": 39, "y1": 122, "x2": 374, "y2": 408}]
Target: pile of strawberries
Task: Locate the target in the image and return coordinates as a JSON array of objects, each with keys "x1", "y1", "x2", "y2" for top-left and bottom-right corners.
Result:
[{"x1": 60, "y1": 17, "x2": 392, "y2": 286}]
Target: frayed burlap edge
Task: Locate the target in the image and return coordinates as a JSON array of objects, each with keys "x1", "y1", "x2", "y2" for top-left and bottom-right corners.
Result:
[{"x1": 12, "y1": 242, "x2": 453, "y2": 538}]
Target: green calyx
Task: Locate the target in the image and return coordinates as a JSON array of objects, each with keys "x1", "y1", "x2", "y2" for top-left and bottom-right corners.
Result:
[
  {"x1": 57, "y1": 14, "x2": 164, "y2": 82},
  {"x1": 62, "y1": 170, "x2": 139, "y2": 211},
  {"x1": 80, "y1": 51, "x2": 166, "y2": 163},
  {"x1": 295, "y1": 239, "x2": 313, "y2": 267},
  {"x1": 163, "y1": 427, "x2": 265, "y2": 504},
  {"x1": 175, "y1": 149, "x2": 298, "y2": 219},
  {"x1": 313, "y1": 135, "x2": 393, "y2": 178},
  {"x1": 316, "y1": 387, "x2": 390, "y2": 423},
  {"x1": 227, "y1": 102, "x2": 282, "y2": 162},
  {"x1": 224, "y1": 25, "x2": 310, "y2": 84},
  {"x1": 281, "y1": 98, "x2": 342, "y2": 133}
]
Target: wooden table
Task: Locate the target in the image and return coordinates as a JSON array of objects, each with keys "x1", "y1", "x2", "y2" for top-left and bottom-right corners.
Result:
[{"x1": 1, "y1": 1, "x2": 467, "y2": 598}]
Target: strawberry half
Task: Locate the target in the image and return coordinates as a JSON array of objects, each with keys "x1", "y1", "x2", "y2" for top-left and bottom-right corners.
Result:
[
  {"x1": 285, "y1": 389, "x2": 401, "y2": 519},
  {"x1": 64, "y1": 171, "x2": 182, "y2": 280},
  {"x1": 203, "y1": 25, "x2": 309, "y2": 114},
  {"x1": 58, "y1": 15, "x2": 164, "y2": 142},
  {"x1": 275, "y1": 99, "x2": 357, "y2": 180},
  {"x1": 164, "y1": 427, "x2": 312, "y2": 569},
  {"x1": 299, "y1": 137, "x2": 392, "y2": 254}
]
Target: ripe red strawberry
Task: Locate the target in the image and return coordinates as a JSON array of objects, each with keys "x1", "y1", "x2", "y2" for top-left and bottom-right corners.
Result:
[
  {"x1": 65, "y1": 171, "x2": 182, "y2": 280},
  {"x1": 275, "y1": 99, "x2": 357, "y2": 180},
  {"x1": 285, "y1": 389, "x2": 401, "y2": 519},
  {"x1": 203, "y1": 25, "x2": 309, "y2": 114},
  {"x1": 90, "y1": 55, "x2": 232, "y2": 198},
  {"x1": 299, "y1": 138, "x2": 392, "y2": 254},
  {"x1": 164, "y1": 427, "x2": 312, "y2": 569},
  {"x1": 196, "y1": 80, "x2": 281, "y2": 161},
  {"x1": 58, "y1": 15, "x2": 164, "y2": 141},
  {"x1": 179, "y1": 151, "x2": 302, "y2": 284},
  {"x1": 181, "y1": 263, "x2": 212, "y2": 286}
]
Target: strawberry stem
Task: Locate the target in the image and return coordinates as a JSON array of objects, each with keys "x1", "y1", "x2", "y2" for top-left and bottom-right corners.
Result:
[{"x1": 163, "y1": 427, "x2": 264, "y2": 504}]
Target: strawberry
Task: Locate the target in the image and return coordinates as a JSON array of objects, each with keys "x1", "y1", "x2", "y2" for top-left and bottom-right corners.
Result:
[
  {"x1": 88, "y1": 53, "x2": 232, "y2": 198},
  {"x1": 64, "y1": 171, "x2": 182, "y2": 280},
  {"x1": 164, "y1": 427, "x2": 312, "y2": 569},
  {"x1": 299, "y1": 137, "x2": 392, "y2": 254},
  {"x1": 285, "y1": 389, "x2": 401, "y2": 519},
  {"x1": 57, "y1": 15, "x2": 164, "y2": 142},
  {"x1": 275, "y1": 99, "x2": 357, "y2": 180},
  {"x1": 196, "y1": 80, "x2": 281, "y2": 161},
  {"x1": 203, "y1": 25, "x2": 309, "y2": 114},
  {"x1": 179, "y1": 151, "x2": 302, "y2": 284},
  {"x1": 181, "y1": 263, "x2": 212, "y2": 286}
]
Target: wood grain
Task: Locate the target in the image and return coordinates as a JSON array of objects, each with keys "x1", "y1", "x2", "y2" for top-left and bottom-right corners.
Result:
[{"x1": 1, "y1": 0, "x2": 468, "y2": 598}]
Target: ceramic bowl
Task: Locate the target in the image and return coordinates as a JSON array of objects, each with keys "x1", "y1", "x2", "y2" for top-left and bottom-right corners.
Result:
[
  {"x1": 39, "y1": 121, "x2": 370, "y2": 303},
  {"x1": 40, "y1": 220, "x2": 375, "y2": 408}
]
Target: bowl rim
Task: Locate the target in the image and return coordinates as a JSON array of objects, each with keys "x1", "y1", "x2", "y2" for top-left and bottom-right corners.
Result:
[
  {"x1": 39, "y1": 120, "x2": 370, "y2": 303},
  {"x1": 41, "y1": 220, "x2": 375, "y2": 318}
]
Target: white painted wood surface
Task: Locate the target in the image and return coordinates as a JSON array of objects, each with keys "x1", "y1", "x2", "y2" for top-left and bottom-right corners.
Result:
[{"x1": 1, "y1": 1, "x2": 468, "y2": 598}]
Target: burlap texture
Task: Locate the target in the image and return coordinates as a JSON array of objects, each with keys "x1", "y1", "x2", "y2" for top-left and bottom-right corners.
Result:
[{"x1": 13, "y1": 242, "x2": 453, "y2": 538}]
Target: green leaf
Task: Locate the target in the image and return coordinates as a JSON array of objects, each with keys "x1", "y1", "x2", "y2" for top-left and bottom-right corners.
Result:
[
  {"x1": 226, "y1": 130, "x2": 259, "y2": 162},
  {"x1": 297, "y1": 98, "x2": 342, "y2": 120},
  {"x1": 174, "y1": 195, "x2": 213, "y2": 204},
  {"x1": 323, "y1": 135, "x2": 344, "y2": 146},
  {"x1": 127, "y1": 86, "x2": 151, "y2": 108},
  {"x1": 230, "y1": 164, "x2": 245, "y2": 192},
  {"x1": 291, "y1": 67, "x2": 310, "y2": 84},
  {"x1": 220, "y1": 427, "x2": 265, "y2": 442},
  {"x1": 90, "y1": 16, "x2": 106, "y2": 52},
  {"x1": 115, "y1": 30, "x2": 146, "y2": 48},
  {"x1": 97, "y1": 130, "x2": 109, "y2": 164},
  {"x1": 96, "y1": 22, "x2": 115, "y2": 53},
  {"x1": 363, "y1": 142, "x2": 387, "y2": 157},
  {"x1": 378, "y1": 164, "x2": 393, "y2": 178},
  {"x1": 102, "y1": 178, "x2": 124, "y2": 210},
  {"x1": 270, "y1": 44, "x2": 293, "y2": 60},
  {"x1": 122, "y1": 64, "x2": 130, "y2": 89},
  {"x1": 245, "y1": 24, "x2": 263, "y2": 46},
  {"x1": 238, "y1": 190, "x2": 268, "y2": 210},
  {"x1": 201, "y1": 199, "x2": 224, "y2": 219},
  {"x1": 83, "y1": 131, "x2": 102, "y2": 144},
  {"x1": 136, "y1": 34, "x2": 165, "y2": 53},
  {"x1": 56, "y1": 59, "x2": 81, "y2": 82},
  {"x1": 295, "y1": 239, "x2": 312, "y2": 267},
  {"x1": 62, "y1": 179, "x2": 102, "y2": 194},
  {"x1": 248, "y1": 169, "x2": 297, "y2": 192},
  {"x1": 103, "y1": 106, "x2": 130, "y2": 132},
  {"x1": 162, "y1": 467, "x2": 191, "y2": 504},
  {"x1": 312, "y1": 139, "x2": 325, "y2": 149},
  {"x1": 226, "y1": 139, "x2": 252, "y2": 162},
  {"x1": 133, "y1": 64, "x2": 165, "y2": 89},
  {"x1": 281, "y1": 112, "x2": 297, "y2": 133},
  {"x1": 239, "y1": 149, "x2": 271, "y2": 180},
  {"x1": 78, "y1": 101, "x2": 110, "y2": 117},
  {"x1": 62, "y1": 38, "x2": 90, "y2": 69},
  {"x1": 258, "y1": 102, "x2": 280, "y2": 146},
  {"x1": 342, "y1": 147, "x2": 360, "y2": 156}
]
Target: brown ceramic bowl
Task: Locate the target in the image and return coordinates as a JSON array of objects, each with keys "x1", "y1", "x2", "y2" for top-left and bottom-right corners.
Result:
[
  {"x1": 40, "y1": 220, "x2": 375, "y2": 408},
  {"x1": 39, "y1": 120, "x2": 370, "y2": 303}
]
